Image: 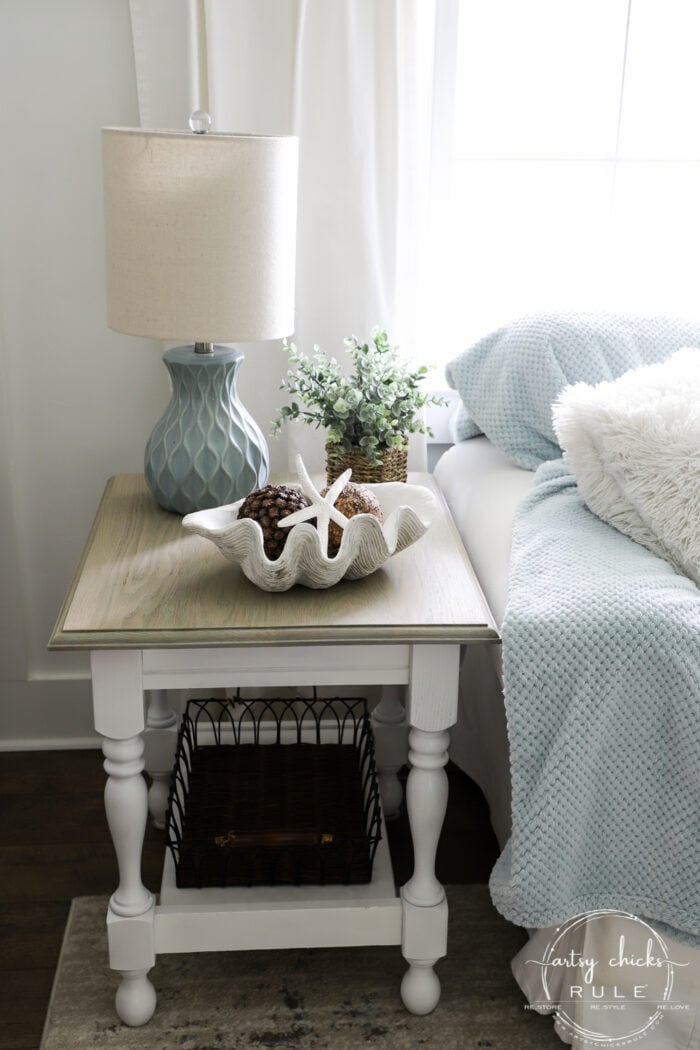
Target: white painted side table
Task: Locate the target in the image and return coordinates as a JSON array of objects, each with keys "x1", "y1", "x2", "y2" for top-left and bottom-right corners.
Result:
[{"x1": 49, "y1": 473, "x2": 497, "y2": 1027}]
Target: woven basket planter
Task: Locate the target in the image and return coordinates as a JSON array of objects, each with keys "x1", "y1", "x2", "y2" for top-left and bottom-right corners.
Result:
[{"x1": 325, "y1": 442, "x2": 408, "y2": 485}]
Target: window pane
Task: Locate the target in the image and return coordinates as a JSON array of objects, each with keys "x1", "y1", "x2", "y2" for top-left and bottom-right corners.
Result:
[
  {"x1": 454, "y1": 0, "x2": 628, "y2": 159},
  {"x1": 427, "y1": 161, "x2": 615, "y2": 369},
  {"x1": 606, "y1": 162, "x2": 700, "y2": 315},
  {"x1": 425, "y1": 0, "x2": 700, "y2": 373},
  {"x1": 618, "y1": 0, "x2": 700, "y2": 159}
]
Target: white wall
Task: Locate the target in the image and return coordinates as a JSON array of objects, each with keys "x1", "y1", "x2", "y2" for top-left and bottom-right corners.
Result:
[{"x1": 0, "y1": 0, "x2": 295, "y2": 748}]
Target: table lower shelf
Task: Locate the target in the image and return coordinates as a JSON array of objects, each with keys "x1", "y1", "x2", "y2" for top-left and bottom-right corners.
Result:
[{"x1": 154, "y1": 814, "x2": 402, "y2": 954}]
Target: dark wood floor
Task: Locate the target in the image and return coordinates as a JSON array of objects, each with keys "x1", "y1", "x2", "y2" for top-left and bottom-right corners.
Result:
[{"x1": 0, "y1": 749, "x2": 499, "y2": 1050}]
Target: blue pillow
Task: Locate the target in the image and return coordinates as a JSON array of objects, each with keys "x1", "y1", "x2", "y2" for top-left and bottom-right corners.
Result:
[
  {"x1": 445, "y1": 313, "x2": 700, "y2": 469},
  {"x1": 448, "y1": 401, "x2": 482, "y2": 443}
]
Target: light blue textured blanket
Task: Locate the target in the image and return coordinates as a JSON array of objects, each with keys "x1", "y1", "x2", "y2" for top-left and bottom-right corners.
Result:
[{"x1": 489, "y1": 459, "x2": 700, "y2": 941}]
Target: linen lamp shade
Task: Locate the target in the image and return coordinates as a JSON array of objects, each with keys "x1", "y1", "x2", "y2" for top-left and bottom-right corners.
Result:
[{"x1": 102, "y1": 128, "x2": 298, "y2": 343}]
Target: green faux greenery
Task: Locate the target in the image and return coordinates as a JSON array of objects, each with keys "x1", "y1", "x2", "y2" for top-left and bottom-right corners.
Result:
[{"x1": 272, "y1": 327, "x2": 445, "y2": 466}]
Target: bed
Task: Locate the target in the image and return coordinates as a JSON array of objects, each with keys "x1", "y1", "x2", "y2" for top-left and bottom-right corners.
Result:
[
  {"x1": 435, "y1": 436, "x2": 531, "y2": 846},
  {"x1": 434, "y1": 314, "x2": 700, "y2": 1049}
]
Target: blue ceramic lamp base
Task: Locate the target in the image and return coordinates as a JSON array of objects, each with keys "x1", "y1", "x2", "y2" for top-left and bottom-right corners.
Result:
[{"x1": 144, "y1": 345, "x2": 269, "y2": 515}]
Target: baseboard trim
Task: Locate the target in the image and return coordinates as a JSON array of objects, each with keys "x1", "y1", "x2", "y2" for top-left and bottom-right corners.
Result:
[
  {"x1": 28, "y1": 669, "x2": 91, "y2": 682},
  {"x1": 0, "y1": 735, "x2": 101, "y2": 752}
]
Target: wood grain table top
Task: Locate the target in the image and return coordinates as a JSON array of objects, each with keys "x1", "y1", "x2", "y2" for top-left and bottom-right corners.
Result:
[{"x1": 49, "y1": 473, "x2": 498, "y2": 650}]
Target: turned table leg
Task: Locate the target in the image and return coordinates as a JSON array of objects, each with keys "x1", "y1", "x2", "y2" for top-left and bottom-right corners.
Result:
[
  {"x1": 144, "y1": 689, "x2": 179, "y2": 829},
  {"x1": 400, "y1": 644, "x2": 459, "y2": 1015},
  {"x1": 102, "y1": 734, "x2": 156, "y2": 1025},
  {"x1": 92, "y1": 651, "x2": 157, "y2": 1027},
  {"x1": 400, "y1": 727, "x2": 450, "y2": 1014},
  {"x1": 371, "y1": 685, "x2": 408, "y2": 819}
]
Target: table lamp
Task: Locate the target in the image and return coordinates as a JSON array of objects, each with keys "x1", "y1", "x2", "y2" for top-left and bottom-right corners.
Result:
[{"x1": 101, "y1": 114, "x2": 298, "y2": 515}]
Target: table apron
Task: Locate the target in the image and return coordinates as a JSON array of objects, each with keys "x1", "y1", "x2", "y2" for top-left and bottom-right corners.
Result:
[
  {"x1": 140, "y1": 644, "x2": 412, "y2": 690},
  {"x1": 91, "y1": 643, "x2": 462, "y2": 739}
]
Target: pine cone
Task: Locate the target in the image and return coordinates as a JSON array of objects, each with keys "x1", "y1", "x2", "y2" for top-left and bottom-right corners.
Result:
[
  {"x1": 238, "y1": 485, "x2": 311, "y2": 560},
  {"x1": 322, "y1": 482, "x2": 383, "y2": 553}
]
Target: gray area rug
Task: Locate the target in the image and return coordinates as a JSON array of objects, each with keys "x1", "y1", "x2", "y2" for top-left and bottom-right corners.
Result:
[{"x1": 41, "y1": 887, "x2": 563, "y2": 1049}]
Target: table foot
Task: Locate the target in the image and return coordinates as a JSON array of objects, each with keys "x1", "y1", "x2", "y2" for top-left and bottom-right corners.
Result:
[
  {"x1": 115, "y1": 969, "x2": 156, "y2": 1027},
  {"x1": 400, "y1": 959, "x2": 441, "y2": 1015}
]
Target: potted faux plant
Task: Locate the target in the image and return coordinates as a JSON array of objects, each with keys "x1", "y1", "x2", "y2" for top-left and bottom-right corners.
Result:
[{"x1": 272, "y1": 327, "x2": 444, "y2": 483}]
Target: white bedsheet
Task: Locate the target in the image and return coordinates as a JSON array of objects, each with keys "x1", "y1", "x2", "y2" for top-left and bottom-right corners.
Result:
[
  {"x1": 434, "y1": 437, "x2": 534, "y2": 631},
  {"x1": 434, "y1": 438, "x2": 700, "y2": 1050}
]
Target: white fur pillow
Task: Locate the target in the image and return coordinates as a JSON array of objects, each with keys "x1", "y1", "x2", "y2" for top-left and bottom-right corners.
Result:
[{"x1": 552, "y1": 348, "x2": 700, "y2": 586}]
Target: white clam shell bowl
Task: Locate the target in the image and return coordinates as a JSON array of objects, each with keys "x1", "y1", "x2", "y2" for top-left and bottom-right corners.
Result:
[{"x1": 182, "y1": 482, "x2": 437, "y2": 591}]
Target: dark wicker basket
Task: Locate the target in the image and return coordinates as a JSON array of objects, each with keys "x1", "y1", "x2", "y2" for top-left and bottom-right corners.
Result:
[
  {"x1": 164, "y1": 696, "x2": 382, "y2": 888},
  {"x1": 325, "y1": 442, "x2": 408, "y2": 485}
]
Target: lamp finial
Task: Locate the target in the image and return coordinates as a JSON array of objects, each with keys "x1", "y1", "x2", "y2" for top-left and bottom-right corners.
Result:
[{"x1": 189, "y1": 110, "x2": 211, "y2": 135}]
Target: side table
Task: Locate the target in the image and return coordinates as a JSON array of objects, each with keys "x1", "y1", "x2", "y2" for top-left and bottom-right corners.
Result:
[{"x1": 49, "y1": 473, "x2": 497, "y2": 1026}]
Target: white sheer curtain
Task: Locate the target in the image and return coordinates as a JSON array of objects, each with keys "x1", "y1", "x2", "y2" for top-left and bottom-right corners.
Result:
[
  {"x1": 288, "y1": 0, "x2": 444, "y2": 468},
  {"x1": 129, "y1": 0, "x2": 445, "y2": 471}
]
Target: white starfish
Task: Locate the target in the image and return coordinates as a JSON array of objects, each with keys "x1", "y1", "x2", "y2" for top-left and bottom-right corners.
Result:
[{"x1": 278, "y1": 454, "x2": 352, "y2": 552}]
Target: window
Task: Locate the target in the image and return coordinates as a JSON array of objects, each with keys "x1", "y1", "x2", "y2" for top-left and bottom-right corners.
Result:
[{"x1": 428, "y1": 0, "x2": 700, "y2": 370}]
